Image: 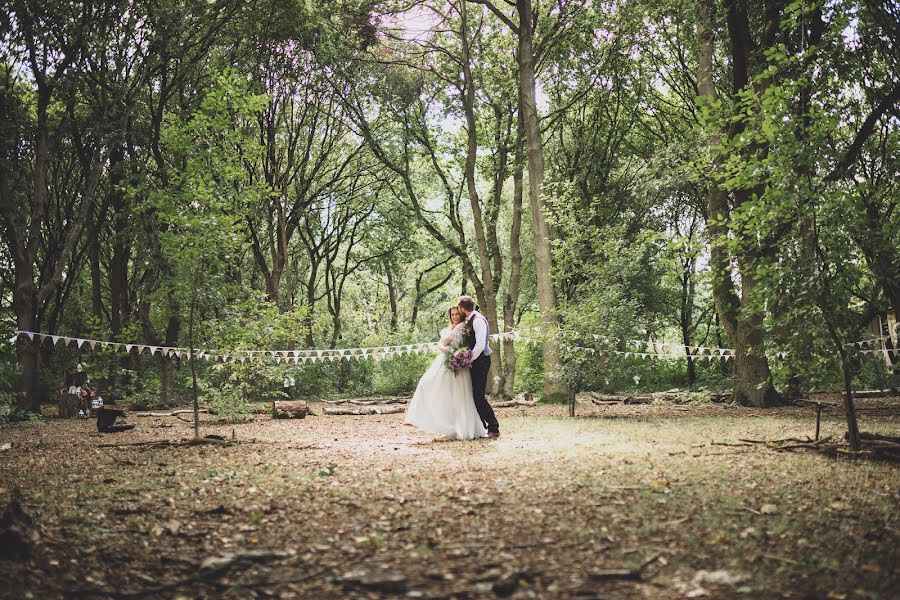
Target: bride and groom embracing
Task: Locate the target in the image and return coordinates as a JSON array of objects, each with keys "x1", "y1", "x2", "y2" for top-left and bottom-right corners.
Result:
[{"x1": 404, "y1": 296, "x2": 500, "y2": 440}]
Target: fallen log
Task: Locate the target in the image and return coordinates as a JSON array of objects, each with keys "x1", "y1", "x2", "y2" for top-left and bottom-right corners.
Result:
[
  {"x1": 856, "y1": 431, "x2": 900, "y2": 444},
  {"x1": 590, "y1": 393, "x2": 653, "y2": 405},
  {"x1": 324, "y1": 406, "x2": 405, "y2": 416},
  {"x1": 589, "y1": 390, "x2": 731, "y2": 405},
  {"x1": 589, "y1": 553, "x2": 662, "y2": 582},
  {"x1": 73, "y1": 550, "x2": 291, "y2": 598},
  {"x1": 322, "y1": 396, "x2": 411, "y2": 405},
  {"x1": 493, "y1": 400, "x2": 538, "y2": 408},
  {"x1": 135, "y1": 409, "x2": 213, "y2": 418},
  {"x1": 272, "y1": 400, "x2": 308, "y2": 419},
  {"x1": 851, "y1": 389, "x2": 895, "y2": 399}
]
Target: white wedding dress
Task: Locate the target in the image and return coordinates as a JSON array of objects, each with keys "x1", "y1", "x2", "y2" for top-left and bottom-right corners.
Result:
[{"x1": 404, "y1": 324, "x2": 487, "y2": 440}]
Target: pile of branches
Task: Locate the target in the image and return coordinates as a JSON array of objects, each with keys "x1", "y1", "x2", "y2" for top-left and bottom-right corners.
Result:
[{"x1": 740, "y1": 432, "x2": 900, "y2": 462}]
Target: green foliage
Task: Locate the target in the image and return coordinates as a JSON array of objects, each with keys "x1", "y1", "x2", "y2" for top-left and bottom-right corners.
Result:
[
  {"x1": 3, "y1": 0, "x2": 897, "y2": 410},
  {"x1": 373, "y1": 354, "x2": 433, "y2": 397}
]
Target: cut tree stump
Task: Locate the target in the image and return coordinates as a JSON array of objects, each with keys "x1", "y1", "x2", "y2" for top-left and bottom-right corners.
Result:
[
  {"x1": 0, "y1": 497, "x2": 37, "y2": 561},
  {"x1": 324, "y1": 406, "x2": 405, "y2": 416},
  {"x1": 272, "y1": 400, "x2": 309, "y2": 419},
  {"x1": 58, "y1": 392, "x2": 90, "y2": 418},
  {"x1": 96, "y1": 406, "x2": 135, "y2": 433}
]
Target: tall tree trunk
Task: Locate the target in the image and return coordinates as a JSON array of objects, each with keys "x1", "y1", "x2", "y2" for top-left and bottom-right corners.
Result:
[
  {"x1": 330, "y1": 297, "x2": 342, "y2": 349},
  {"x1": 502, "y1": 113, "x2": 526, "y2": 399},
  {"x1": 304, "y1": 262, "x2": 318, "y2": 347},
  {"x1": 697, "y1": 0, "x2": 780, "y2": 406},
  {"x1": 13, "y1": 264, "x2": 39, "y2": 411},
  {"x1": 722, "y1": 0, "x2": 781, "y2": 407},
  {"x1": 715, "y1": 313, "x2": 730, "y2": 376},
  {"x1": 89, "y1": 229, "x2": 103, "y2": 320},
  {"x1": 680, "y1": 261, "x2": 697, "y2": 387},
  {"x1": 386, "y1": 263, "x2": 399, "y2": 333},
  {"x1": 732, "y1": 271, "x2": 781, "y2": 406},
  {"x1": 697, "y1": 0, "x2": 739, "y2": 340},
  {"x1": 460, "y1": 1, "x2": 502, "y2": 394},
  {"x1": 189, "y1": 293, "x2": 200, "y2": 439},
  {"x1": 516, "y1": 0, "x2": 565, "y2": 396}
]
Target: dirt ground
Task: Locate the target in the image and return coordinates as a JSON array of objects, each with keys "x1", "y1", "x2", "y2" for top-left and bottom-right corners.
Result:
[{"x1": 0, "y1": 396, "x2": 898, "y2": 599}]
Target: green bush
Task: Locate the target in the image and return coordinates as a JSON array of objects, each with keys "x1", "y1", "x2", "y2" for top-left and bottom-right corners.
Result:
[
  {"x1": 373, "y1": 354, "x2": 432, "y2": 396},
  {"x1": 513, "y1": 343, "x2": 545, "y2": 394}
]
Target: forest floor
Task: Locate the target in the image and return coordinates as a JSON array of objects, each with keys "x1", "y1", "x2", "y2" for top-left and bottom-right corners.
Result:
[{"x1": 0, "y1": 394, "x2": 898, "y2": 599}]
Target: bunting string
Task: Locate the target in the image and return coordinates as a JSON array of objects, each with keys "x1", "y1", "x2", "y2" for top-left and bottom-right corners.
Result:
[{"x1": 9, "y1": 329, "x2": 897, "y2": 365}]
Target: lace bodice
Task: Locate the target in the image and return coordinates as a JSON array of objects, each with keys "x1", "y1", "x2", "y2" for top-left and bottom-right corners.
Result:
[{"x1": 438, "y1": 324, "x2": 467, "y2": 351}]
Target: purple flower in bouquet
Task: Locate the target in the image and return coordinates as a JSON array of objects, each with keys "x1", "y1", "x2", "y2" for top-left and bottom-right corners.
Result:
[{"x1": 447, "y1": 348, "x2": 473, "y2": 375}]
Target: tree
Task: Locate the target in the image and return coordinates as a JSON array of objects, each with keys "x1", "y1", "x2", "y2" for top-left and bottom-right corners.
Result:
[
  {"x1": 151, "y1": 69, "x2": 266, "y2": 435},
  {"x1": 1, "y1": 1, "x2": 112, "y2": 410},
  {"x1": 469, "y1": 0, "x2": 582, "y2": 396}
]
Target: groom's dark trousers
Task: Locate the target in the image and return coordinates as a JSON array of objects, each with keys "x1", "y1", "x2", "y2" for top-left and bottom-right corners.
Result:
[{"x1": 471, "y1": 354, "x2": 499, "y2": 433}]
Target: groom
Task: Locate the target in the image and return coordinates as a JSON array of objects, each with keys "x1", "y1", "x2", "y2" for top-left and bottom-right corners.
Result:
[{"x1": 457, "y1": 296, "x2": 500, "y2": 438}]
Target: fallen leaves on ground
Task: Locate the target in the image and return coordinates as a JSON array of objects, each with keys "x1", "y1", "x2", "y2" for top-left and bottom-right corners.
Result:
[{"x1": 0, "y1": 396, "x2": 897, "y2": 598}]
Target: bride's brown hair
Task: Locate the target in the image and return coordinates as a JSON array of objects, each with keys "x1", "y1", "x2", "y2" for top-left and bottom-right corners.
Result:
[{"x1": 447, "y1": 305, "x2": 462, "y2": 327}]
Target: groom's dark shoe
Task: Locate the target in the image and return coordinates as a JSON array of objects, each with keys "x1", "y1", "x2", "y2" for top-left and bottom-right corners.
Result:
[{"x1": 484, "y1": 431, "x2": 500, "y2": 439}]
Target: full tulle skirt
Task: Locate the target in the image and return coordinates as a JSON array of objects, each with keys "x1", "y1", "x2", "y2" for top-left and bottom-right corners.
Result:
[{"x1": 405, "y1": 353, "x2": 486, "y2": 440}]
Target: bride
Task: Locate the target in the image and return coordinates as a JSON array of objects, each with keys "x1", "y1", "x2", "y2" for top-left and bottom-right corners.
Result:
[{"x1": 404, "y1": 305, "x2": 487, "y2": 440}]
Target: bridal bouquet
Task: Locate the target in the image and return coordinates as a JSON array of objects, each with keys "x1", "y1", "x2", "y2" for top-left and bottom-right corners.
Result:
[{"x1": 447, "y1": 347, "x2": 473, "y2": 375}]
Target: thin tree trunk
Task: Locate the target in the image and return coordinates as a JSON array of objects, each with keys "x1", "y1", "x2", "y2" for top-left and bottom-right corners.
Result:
[
  {"x1": 516, "y1": 0, "x2": 565, "y2": 396},
  {"x1": 697, "y1": 0, "x2": 739, "y2": 340},
  {"x1": 680, "y1": 271, "x2": 696, "y2": 387},
  {"x1": 304, "y1": 262, "x2": 318, "y2": 347},
  {"x1": 13, "y1": 264, "x2": 38, "y2": 411},
  {"x1": 386, "y1": 263, "x2": 399, "y2": 332},
  {"x1": 89, "y1": 230, "x2": 103, "y2": 319},
  {"x1": 502, "y1": 113, "x2": 526, "y2": 399},
  {"x1": 460, "y1": 2, "x2": 502, "y2": 393},
  {"x1": 189, "y1": 294, "x2": 199, "y2": 440}
]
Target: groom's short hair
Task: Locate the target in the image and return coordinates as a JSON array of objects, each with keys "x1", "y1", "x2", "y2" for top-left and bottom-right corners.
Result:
[{"x1": 457, "y1": 296, "x2": 476, "y2": 312}]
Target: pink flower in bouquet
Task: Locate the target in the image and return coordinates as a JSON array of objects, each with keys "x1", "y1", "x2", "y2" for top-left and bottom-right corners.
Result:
[{"x1": 448, "y1": 348, "x2": 473, "y2": 375}]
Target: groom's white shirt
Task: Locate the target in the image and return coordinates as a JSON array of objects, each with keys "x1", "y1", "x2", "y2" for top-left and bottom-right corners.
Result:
[{"x1": 469, "y1": 311, "x2": 491, "y2": 361}]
